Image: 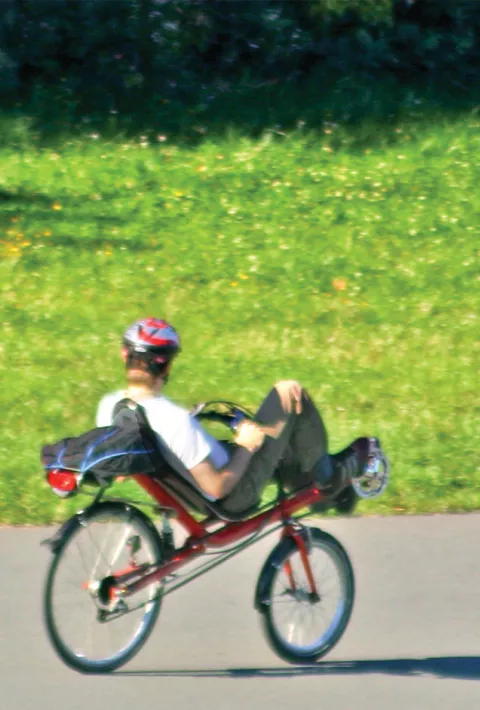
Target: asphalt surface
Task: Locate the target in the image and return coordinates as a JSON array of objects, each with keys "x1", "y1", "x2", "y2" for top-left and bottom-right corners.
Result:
[{"x1": 1, "y1": 513, "x2": 480, "y2": 710}]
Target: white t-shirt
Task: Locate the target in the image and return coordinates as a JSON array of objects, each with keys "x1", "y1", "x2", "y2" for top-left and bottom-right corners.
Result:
[{"x1": 96, "y1": 390, "x2": 229, "y2": 500}]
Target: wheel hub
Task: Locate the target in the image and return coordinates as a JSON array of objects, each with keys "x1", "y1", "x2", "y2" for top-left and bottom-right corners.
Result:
[
  {"x1": 283, "y1": 588, "x2": 321, "y2": 604},
  {"x1": 86, "y1": 575, "x2": 120, "y2": 610}
]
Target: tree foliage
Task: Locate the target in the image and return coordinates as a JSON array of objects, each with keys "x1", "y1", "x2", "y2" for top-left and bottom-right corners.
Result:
[{"x1": 0, "y1": 1, "x2": 478, "y2": 116}]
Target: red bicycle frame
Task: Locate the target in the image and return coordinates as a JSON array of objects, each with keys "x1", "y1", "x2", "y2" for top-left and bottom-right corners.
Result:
[{"x1": 112, "y1": 474, "x2": 325, "y2": 598}]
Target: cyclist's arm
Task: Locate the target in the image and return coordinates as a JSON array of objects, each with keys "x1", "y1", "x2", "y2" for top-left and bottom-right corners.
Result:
[
  {"x1": 189, "y1": 420, "x2": 264, "y2": 499},
  {"x1": 189, "y1": 447, "x2": 254, "y2": 499}
]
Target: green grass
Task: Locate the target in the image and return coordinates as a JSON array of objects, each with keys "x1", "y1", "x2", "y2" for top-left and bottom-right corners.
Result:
[{"x1": 0, "y1": 105, "x2": 479, "y2": 524}]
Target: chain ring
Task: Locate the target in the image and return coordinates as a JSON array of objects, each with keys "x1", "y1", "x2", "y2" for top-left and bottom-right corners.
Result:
[{"x1": 351, "y1": 453, "x2": 390, "y2": 499}]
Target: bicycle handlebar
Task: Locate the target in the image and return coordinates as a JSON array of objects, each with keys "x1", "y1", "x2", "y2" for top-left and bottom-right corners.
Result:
[
  {"x1": 192, "y1": 401, "x2": 254, "y2": 432},
  {"x1": 196, "y1": 411, "x2": 235, "y2": 427}
]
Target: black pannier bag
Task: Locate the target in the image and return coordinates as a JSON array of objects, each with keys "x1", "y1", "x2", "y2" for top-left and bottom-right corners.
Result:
[{"x1": 41, "y1": 399, "x2": 167, "y2": 485}]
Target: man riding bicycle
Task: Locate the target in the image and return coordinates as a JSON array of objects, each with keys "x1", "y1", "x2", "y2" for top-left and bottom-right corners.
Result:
[{"x1": 96, "y1": 317, "x2": 386, "y2": 514}]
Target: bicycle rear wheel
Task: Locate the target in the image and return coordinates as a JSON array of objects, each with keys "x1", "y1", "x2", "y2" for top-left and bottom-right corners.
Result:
[
  {"x1": 259, "y1": 527, "x2": 354, "y2": 663},
  {"x1": 44, "y1": 502, "x2": 164, "y2": 673}
]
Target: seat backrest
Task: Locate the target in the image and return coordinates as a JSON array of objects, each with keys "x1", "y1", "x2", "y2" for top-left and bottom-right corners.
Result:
[{"x1": 111, "y1": 399, "x2": 259, "y2": 522}]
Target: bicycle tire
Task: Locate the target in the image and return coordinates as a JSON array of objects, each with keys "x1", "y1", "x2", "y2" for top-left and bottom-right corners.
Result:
[
  {"x1": 43, "y1": 502, "x2": 164, "y2": 673},
  {"x1": 259, "y1": 527, "x2": 354, "y2": 663}
]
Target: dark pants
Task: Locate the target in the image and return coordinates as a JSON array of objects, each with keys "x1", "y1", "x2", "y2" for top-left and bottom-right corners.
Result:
[{"x1": 221, "y1": 388, "x2": 331, "y2": 513}]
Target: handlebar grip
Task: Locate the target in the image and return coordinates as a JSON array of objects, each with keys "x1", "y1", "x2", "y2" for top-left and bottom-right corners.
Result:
[{"x1": 229, "y1": 409, "x2": 247, "y2": 432}]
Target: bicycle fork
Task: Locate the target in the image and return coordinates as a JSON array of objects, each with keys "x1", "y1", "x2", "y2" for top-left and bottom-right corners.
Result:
[{"x1": 282, "y1": 522, "x2": 319, "y2": 600}]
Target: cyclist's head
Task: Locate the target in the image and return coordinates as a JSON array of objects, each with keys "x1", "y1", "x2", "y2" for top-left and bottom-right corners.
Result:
[{"x1": 122, "y1": 317, "x2": 181, "y2": 384}]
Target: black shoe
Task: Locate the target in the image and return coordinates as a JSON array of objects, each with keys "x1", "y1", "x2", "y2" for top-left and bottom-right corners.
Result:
[
  {"x1": 334, "y1": 436, "x2": 383, "y2": 480},
  {"x1": 331, "y1": 437, "x2": 386, "y2": 505},
  {"x1": 314, "y1": 437, "x2": 383, "y2": 501},
  {"x1": 310, "y1": 437, "x2": 385, "y2": 514}
]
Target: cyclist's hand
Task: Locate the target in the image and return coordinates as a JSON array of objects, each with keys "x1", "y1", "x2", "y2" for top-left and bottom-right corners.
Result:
[
  {"x1": 274, "y1": 380, "x2": 304, "y2": 414},
  {"x1": 234, "y1": 420, "x2": 265, "y2": 454}
]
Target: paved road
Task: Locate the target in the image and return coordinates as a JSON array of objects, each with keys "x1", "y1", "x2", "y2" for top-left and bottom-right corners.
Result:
[{"x1": 1, "y1": 514, "x2": 480, "y2": 710}]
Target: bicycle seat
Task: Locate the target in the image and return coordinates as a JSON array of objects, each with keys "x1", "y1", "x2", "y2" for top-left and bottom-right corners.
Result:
[{"x1": 158, "y1": 467, "x2": 260, "y2": 522}]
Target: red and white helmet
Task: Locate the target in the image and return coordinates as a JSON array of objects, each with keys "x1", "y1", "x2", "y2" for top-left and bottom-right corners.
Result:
[{"x1": 122, "y1": 318, "x2": 181, "y2": 368}]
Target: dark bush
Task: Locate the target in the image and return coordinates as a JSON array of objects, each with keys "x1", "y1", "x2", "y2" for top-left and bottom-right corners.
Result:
[{"x1": 0, "y1": 1, "x2": 479, "y2": 133}]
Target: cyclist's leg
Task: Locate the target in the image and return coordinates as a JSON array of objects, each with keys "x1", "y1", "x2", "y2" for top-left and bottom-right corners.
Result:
[{"x1": 220, "y1": 387, "x2": 328, "y2": 513}]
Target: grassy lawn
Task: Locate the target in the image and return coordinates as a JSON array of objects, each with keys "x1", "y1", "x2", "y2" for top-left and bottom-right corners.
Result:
[{"x1": 0, "y1": 102, "x2": 478, "y2": 524}]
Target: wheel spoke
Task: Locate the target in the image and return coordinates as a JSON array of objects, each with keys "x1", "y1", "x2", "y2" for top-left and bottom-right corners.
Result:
[{"x1": 105, "y1": 523, "x2": 133, "y2": 574}]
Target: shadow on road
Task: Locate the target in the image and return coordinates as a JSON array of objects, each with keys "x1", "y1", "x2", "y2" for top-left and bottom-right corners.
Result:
[{"x1": 116, "y1": 656, "x2": 480, "y2": 680}]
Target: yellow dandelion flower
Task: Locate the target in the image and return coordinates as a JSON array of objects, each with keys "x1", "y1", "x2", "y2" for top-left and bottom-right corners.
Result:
[
  {"x1": 52, "y1": 202, "x2": 62, "y2": 210},
  {"x1": 332, "y1": 277, "x2": 348, "y2": 292},
  {"x1": 239, "y1": 273, "x2": 248, "y2": 280},
  {"x1": 231, "y1": 281, "x2": 238, "y2": 287},
  {"x1": 43, "y1": 229, "x2": 52, "y2": 237}
]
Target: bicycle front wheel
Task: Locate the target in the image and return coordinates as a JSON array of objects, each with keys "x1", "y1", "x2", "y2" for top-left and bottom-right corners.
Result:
[
  {"x1": 259, "y1": 527, "x2": 354, "y2": 663},
  {"x1": 44, "y1": 502, "x2": 164, "y2": 673}
]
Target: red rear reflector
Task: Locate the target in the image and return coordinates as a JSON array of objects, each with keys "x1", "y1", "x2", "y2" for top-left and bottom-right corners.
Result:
[{"x1": 47, "y1": 469, "x2": 78, "y2": 492}]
